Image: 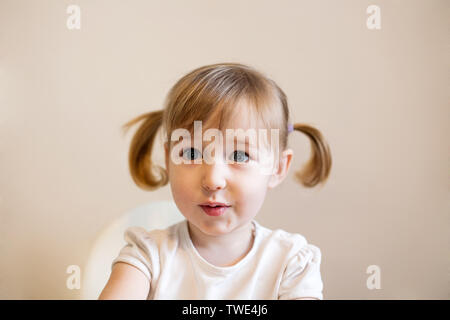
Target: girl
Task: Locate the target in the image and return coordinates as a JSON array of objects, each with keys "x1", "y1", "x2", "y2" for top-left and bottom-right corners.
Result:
[{"x1": 98, "y1": 62, "x2": 332, "y2": 300}]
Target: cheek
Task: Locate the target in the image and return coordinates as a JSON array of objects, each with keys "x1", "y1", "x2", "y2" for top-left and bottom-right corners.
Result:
[
  {"x1": 233, "y1": 172, "x2": 270, "y2": 212},
  {"x1": 168, "y1": 166, "x2": 195, "y2": 210}
]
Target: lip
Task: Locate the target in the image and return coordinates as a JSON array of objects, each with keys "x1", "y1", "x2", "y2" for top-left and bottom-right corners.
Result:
[
  {"x1": 199, "y1": 205, "x2": 230, "y2": 216},
  {"x1": 199, "y1": 201, "x2": 231, "y2": 207}
]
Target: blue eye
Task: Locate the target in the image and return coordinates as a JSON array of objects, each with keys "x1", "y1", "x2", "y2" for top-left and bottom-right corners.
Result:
[
  {"x1": 231, "y1": 150, "x2": 249, "y2": 163},
  {"x1": 181, "y1": 147, "x2": 201, "y2": 160}
]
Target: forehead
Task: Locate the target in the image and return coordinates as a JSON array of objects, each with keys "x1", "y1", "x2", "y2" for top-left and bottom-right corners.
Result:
[
  {"x1": 205, "y1": 99, "x2": 267, "y2": 132},
  {"x1": 169, "y1": 98, "x2": 277, "y2": 149},
  {"x1": 202, "y1": 103, "x2": 268, "y2": 148}
]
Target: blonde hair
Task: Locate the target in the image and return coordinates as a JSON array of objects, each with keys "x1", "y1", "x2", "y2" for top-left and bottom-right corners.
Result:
[{"x1": 122, "y1": 62, "x2": 332, "y2": 190}]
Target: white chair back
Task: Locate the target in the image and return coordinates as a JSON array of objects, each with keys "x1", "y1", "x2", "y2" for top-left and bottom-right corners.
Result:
[{"x1": 81, "y1": 200, "x2": 184, "y2": 299}]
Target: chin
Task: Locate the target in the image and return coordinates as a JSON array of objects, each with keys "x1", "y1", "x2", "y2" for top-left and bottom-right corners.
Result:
[{"x1": 197, "y1": 221, "x2": 231, "y2": 235}]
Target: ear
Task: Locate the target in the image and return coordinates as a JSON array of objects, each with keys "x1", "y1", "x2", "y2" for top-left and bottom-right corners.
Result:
[
  {"x1": 268, "y1": 148, "x2": 293, "y2": 189},
  {"x1": 164, "y1": 142, "x2": 170, "y2": 174}
]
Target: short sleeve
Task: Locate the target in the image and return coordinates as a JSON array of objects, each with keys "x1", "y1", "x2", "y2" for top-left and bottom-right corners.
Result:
[
  {"x1": 111, "y1": 226, "x2": 154, "y2": 282},
  {"x1": 278, "y1": 243, "x2": 324, "y2": 300}
]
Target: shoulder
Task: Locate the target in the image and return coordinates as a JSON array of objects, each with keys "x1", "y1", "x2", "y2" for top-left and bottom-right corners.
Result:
[
  {"x1": 255, "y1": 223, "x2": 324, "y2": 300},
  {"x1": 255, "y1": 220, "x2": 314, "y2": 253},
  {"x1": 254, "y1": 220, "x2": 322, "y2": 269},
  {"x1": 123, "y1": 220, "x2": 185, "y2": 252},
  {"x1": 113, "y1": 220, "x2": 185, "y2": 280}
]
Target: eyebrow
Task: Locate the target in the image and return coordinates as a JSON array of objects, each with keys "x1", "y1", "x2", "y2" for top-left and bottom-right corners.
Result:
[
  {"x1": 172, "y1": 136, "x2": 257, "y2": 148},
  {"x1": 234, "y1": 139, "x2": 257, "y2": 148}
]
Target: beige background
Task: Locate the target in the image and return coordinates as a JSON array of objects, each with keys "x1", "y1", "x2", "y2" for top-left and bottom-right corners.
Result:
[{"x1": 1, "y1": 0, "x2": 448, "y2": 299}]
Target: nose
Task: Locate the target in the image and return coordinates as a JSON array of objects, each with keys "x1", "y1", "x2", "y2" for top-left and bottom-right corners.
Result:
[{"x1": 201, "y1": 160, "x2": 228, "y2": 192}]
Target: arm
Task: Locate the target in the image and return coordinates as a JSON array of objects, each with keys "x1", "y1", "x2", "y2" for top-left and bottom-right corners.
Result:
[{"x1": 98, "y1": 262, "x2": 150, "y2": 300}]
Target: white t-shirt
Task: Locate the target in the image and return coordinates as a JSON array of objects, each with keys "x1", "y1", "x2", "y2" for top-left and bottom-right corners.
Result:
[{"x1": 111, "y1": 219, "x2": 324, "y2": 300}]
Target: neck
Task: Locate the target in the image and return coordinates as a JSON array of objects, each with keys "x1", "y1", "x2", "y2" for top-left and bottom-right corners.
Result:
[{"x1": 187, "y1": 220, "x2": 255, "y2": 267}]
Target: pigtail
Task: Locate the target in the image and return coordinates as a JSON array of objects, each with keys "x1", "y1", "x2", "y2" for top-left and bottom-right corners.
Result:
[
  {"x1": 121, "y1": 110, "x2": 168, "y2": 191},
  {"x1": 292, "y1": 123, "x2": 332, "y2": 188}
]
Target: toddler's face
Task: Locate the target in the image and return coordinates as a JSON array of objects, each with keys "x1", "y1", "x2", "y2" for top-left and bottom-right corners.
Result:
[{"x1": 164, "y1": 111, "x2": 292, "y2": 237}]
